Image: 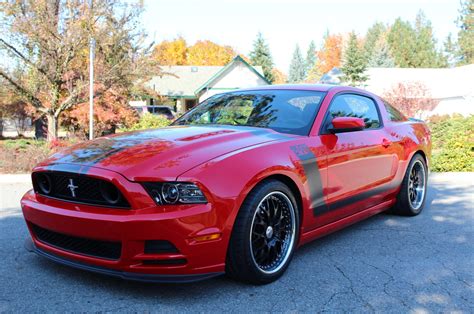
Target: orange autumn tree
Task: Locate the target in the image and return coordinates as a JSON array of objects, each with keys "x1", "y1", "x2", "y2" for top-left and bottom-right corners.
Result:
[
  {"x1": 316, "y1": 33, "x2": 344, "y2": 76},
  {"x1": 187, "y1": 40, "x2": 236, "y2": 65},
  {"x1": 152, "y1": 38, "x2": 237, "y2": 66},
  {"x1": 152, "y1": 36, "x2": 188, "y2": 65},
  {"x1": 271, "y1": 68, "x2": 288, "y2": 84},
  {"x1": 63, "y1": 89, "x2": 138, "y2": 139}
]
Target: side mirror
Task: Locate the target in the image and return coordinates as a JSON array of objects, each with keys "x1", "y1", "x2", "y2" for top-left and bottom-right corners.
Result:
[{"x1": 329, "y1": 117, "x2": 365, "y2": 133}]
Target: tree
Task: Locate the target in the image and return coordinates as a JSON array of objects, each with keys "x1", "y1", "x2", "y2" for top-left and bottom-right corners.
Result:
[
  {"x1": 288, "y1": 45, "x2": 306, "y2": 83},
  {"x1": 457, "y1": 0, "x2": 474, "y2": 64},
  {"x1": 382, "y1": 82, "x2": 438, "y2": 118},
  {"x1": 341, "y1": 32, "x2": 368, "y2": 86},
  {"x1": 387, "y1": 12, "x2": 446, "y2": 68},
  {"x1": 316, "y1": 33, "x2": 343, "y2": 75},
  {"x1": 0, "y1": 0, "x2": 158, "y2": 141},
  {"x1": 271, "y1": 68, "x2": 287, "y2": 84},
  {"x1": 413, "y1": 11, "x2": 447, "y2": 67},
  {"x1": 364, "y1": 22, "x2": 387, "y2": 60},
  {"x1": 63, "y1": 90, "x2": 138, "y2": 139},
  {"x1": 369, "y1": 36, "x2": 396, "y2": 67},
  {"x1": 152, "y1": 36, "x2": 188, "y2": 65},
  {"x1": 387, "y1": 18, "x2": 417, "y2": 67},
  {"x1": 304, "y1": 40, "x2": 317, "y2": 79},
  {"x1": 187, "y1": 40, "x2": 236, "y2": 65},
  {"x1": 444, "y1": 33, "x2": 460, "y2": 66},
  {"x1": 249, "y1": 32, "x2": 274, "y2": 83}
]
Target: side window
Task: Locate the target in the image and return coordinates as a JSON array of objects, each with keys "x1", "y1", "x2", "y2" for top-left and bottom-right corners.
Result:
[
  {"x1": 383, "y1": 101, "x2": 407, "y2": 122},
  {"x1": 327, "y1": 94, "x2": 381, "y2": 129}
]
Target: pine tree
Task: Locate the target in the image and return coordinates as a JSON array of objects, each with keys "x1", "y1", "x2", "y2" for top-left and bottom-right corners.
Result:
[
  {"x1": 305, "y1": 40, "x2": 317, "y2": 78},
  {"x1": 369, "y1": 37, "x2": 395, "y2": 67},
  {"x1": 387, "y1": 18, "x2": 417, "y2": 67},
  {"x1": 444, "y1": 33, "x2": 460, "y2": 66},
  {"x1": 249, "y1": 32, "x2": 274, "y2": 83},
  {"x1": 341, "y1": 32, "x2": 368, "y2": 86},
  {"x1": 457, "y1": 0, "x2": 474, "y2": 64},
  {"x1": 288, "y1": 45, "x2": 306, "y2": 83},
  {"x1": 364, "y1": 22, "x2": 386, "y2": 61},
  {"x1": 413, "y1": 11, "x2": 446, "y2": 67},
  {"x1": 387, "y1": 12, "x2": 447, "y2": 68}
]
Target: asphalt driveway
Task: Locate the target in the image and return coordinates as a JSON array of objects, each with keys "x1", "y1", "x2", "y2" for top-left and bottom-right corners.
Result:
[{"x1": 0, "y1": 172, "x2": 472, "y2": 312}]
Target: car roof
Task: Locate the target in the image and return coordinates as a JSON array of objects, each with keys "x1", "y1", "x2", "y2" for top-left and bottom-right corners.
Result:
[
  {"x1": 237, "y1": 84, "x2": 334, "y2": 92},
  {"x1": 235, "y1": 84, "x2": 380, "y2": 98}
]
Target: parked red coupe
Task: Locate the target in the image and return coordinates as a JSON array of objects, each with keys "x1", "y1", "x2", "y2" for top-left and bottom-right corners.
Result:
[{"x1": 21, "y1": 85, "x2": 431, "y2": 284}]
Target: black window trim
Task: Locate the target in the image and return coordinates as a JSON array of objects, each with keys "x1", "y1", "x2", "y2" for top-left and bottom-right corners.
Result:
[{"x1": 319, "y1": 91, "x2": 384, "y2": 135}]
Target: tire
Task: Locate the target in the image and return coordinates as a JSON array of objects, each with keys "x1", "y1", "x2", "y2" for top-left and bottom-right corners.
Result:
[
  {"x1": 392, "y1": 154, "x2": 428, "y2": 216},
  {"x1": 226, "y1": 180, "x2": 300, "y2": 285}
]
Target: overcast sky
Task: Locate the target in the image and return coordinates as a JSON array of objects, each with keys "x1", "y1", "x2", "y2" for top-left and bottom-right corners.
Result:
[{"x1": 142, "y1": 0, "x2": 460, "y2": 73}]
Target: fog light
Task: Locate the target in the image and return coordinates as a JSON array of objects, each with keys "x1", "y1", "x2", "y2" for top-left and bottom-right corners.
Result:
[
  {"x1": 100, "y1": 181, "x2": 121, "y2": 205},
  {"x1": 36, "y1": 173, "x2": 52, "y2": 195}
]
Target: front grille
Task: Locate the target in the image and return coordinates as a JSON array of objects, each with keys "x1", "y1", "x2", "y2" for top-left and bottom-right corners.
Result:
[
  {"x1": 32, "y1": 171, "x2": 130, "y2": 209},
  {"x1": 31, "y1": 224, "x2": 122, "y2": 260}
]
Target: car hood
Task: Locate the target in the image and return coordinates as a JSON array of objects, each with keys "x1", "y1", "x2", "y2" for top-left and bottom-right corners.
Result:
[{"x1": 39, "y1": 125, "x2": 293, "y2": 181}]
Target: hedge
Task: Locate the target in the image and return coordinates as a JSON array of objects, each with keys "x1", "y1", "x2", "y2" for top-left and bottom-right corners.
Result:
[{"x1": 428, "y1": 115, "x2": 473, "y2": 172}]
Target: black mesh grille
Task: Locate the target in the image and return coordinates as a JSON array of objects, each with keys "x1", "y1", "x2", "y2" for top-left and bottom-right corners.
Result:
[
  {"x1": 31, "y1": 224, "x2": 122, "y2": 260},
  {"x1": 32, "y1": 171, "x2": 130, "y2": 209}
]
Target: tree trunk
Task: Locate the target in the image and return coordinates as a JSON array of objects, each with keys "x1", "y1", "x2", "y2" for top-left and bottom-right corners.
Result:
[
  {"x1": 0, "y1": 113, "x2": 3, "y2": 139},
  {"x1": 46, "y1": 113, "x2": 58, "y2": 141},
  {"x1": 34, "y1": 117, "x2": 47, "y2": 140}
]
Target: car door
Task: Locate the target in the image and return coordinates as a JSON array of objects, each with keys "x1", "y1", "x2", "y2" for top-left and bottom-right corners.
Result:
[{"x1": 317, "y1": 93, "x2": 397, "y2": 224}]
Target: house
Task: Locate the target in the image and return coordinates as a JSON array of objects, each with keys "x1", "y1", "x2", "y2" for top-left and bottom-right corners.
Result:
[
  {"x1": 320, "y1": 64, "x2": 474, "y2": 117},
  {"x1": 134, "y1": 55, "x2": 270, "y2": 114}
]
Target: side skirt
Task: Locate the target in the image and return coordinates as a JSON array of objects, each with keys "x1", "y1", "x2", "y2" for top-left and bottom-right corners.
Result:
[{"x1": 298, "y1": 199, "x2": 396, "y2": 246}]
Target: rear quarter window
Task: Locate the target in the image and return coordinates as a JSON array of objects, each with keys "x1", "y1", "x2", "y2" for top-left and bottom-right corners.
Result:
[{"x1": 383, "y1": 101, "x2": 407, "y2": 122}]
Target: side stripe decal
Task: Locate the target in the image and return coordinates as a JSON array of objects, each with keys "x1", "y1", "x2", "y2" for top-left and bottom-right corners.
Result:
[
  {"x1": 326, "y1": 181, "x2": 399, "y2": 212},
  {"x1": 290, "y1": 145, "x2": 327, "y2": 216}
]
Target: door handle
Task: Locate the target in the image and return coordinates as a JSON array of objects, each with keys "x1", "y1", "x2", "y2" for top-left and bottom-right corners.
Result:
[{"x1": 382, "y1": 138, "x2": 392, "y2": 148}]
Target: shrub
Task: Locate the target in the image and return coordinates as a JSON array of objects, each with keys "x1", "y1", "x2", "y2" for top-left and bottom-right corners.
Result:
[
  {"x1": 124, "y1": 113, "x2": 171, "y2": 131},
  {"x1": 428, "y1": 115, "x2": 473, "y2": 172},
  {"x1": 0, "y1": 139, "x2": 76, "y2": 173}
]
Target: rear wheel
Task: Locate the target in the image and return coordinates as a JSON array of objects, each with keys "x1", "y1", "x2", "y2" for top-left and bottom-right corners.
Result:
[
  {"x1": 226, "y1": 180, "x2": 299, "y2": 284},
  {"x1": 392, "y1": 154, "x2": 427, "y2": 216}
]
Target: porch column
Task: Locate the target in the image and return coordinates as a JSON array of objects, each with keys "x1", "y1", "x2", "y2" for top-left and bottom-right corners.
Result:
[{"x1": 176, "y1": 98, "x2": 186, "y2": 114}]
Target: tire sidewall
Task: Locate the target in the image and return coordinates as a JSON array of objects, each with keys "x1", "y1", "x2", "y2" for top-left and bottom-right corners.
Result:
[
  {"x1": 240, "y1": 181, "x2": 300, "y2": 283},
  {"x1": 406, "y1": 155, "x2": 428, "y2": 214}
]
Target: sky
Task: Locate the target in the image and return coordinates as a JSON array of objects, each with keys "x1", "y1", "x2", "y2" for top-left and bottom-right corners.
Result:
[{"x1": 142, "y1": 0, "x2": 460, "y2": 73}]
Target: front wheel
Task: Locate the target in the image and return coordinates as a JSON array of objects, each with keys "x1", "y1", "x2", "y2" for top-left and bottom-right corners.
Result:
[
  {"x1": 226, "y1": 180, "x2": 299, "y2": 284},
  {"x1": 392, "y1": 154, "x2": 428, "y2": 216}
]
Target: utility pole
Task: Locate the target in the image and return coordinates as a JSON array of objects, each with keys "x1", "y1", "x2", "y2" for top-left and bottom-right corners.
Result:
[{"x1": 89, "y1": 0, "x2": 95, "y2": 140}]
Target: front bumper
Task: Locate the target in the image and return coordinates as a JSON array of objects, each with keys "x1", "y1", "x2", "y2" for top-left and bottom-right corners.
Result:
[
  {"x1": 24, "y1": 238, "x2": 222, "y2": 283},
  {"x1": 21, "y1": 186, "x2": 229, "y2": 281}
]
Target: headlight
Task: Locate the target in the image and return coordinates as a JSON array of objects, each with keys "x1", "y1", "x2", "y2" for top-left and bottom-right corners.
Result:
[{"x1": 142, "y1": 182, "x2": 207, "y2": 205}]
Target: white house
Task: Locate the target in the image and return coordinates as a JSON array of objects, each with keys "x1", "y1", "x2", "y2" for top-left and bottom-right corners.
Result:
[
  {"x1": 365, "y1": 64, "x2": 474, "y2": 117},
  {"x1": 136, "y1": 56, "x2": 270, "y2": 114},
  {"x1": 320, "y1": 64, "x2": 474, "y2": 117}
]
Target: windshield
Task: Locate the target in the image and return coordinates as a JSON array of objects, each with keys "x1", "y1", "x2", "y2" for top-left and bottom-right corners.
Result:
[{"x1": 173, "y1": 90, "x2": 326, "y2": 135}]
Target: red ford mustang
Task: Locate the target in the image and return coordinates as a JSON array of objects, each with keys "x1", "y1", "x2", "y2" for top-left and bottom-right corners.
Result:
[{"x1": 21, "y1": 85, "x2": 431, "y2": 284}]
